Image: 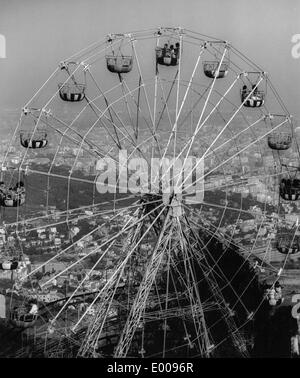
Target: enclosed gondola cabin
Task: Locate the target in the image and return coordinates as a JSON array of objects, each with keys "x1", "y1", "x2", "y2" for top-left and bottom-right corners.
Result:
[
  {"x1": 2, "y1": 196, "x2": 25, "y2": 207},
  {"x1": 10, "y1": 310, "x2": 38, "y2": 328},
  {"x1": 279, "y1": 178, "x2": 300, "y2": 201},
  {"x1": 203, "y1": 61, "x2": 229, "y2": 79},
  {"x1": 106, "y1": 56, "x2": 133, "y2": 73},
  {"x1": 276, "y1": 243, "x2": 300, "y2": 254},
  {"x1": 276, "y1": 233, "x2": 300, "y2": 254},
  {"x1": 20, "y1": 131, "x2": 48, "y2": 149},
  {"x1": 58, "y1": 83, "x2": 85, "y2": 102},
  {"x1": 241, "y1": 89, "x2": 265, "y2": 108},
  {"x1": 155, "y1": 46, "x2": 179, "y2": 67},
  {"x1": 10, "y1": 300, "x2": 39, "y2": 329},
  {"x1": 268, "y1": 133, "x2": 292, "y2": 150},
  {"x1": 0, "y1": 181, "x2": 26, "y2": 208}
]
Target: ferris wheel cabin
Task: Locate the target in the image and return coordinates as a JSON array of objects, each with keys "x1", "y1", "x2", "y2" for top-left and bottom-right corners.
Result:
[
  {"x1": 276, "y1": 233, "x2": 300, "y2": 254},
  {"x1": 241, "y1": 88, "x2": 265, "y2": 108},
  {"x1": 20, "y1": 131, "x2": 48, "y2": 149},
  {"x1": 106, "y1": 56, "x2": 133, "y2": 73},
  {"x1": 203, "y1": 61, "x2": 229, "y2": 79},
  {"x1": 58, "y1": 83, "x2": 86, "y2": 102},
  {"x1": 10, "y1": 309, "x2": 38, "y2": 329},
  {"x1": 279, "y1": 178, "x2": 300, "y2": 201},
  {"x1": 156, "y1": 46, "x2": 179, "y2": 66},
  {"x1": 267, "y1": 133, "x2": 292, "y2": 150},
  {"x1": 2, "y1": 196, "x2": 25, "y2": 207},
  {"x1": 0, "y1": 180, "x2": 26, "y2": 207}
]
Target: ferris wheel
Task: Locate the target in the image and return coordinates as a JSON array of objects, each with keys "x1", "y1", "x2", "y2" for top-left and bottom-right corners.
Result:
[{"x1": 0, "y1": 27, "x2": 299, "y2": 358}]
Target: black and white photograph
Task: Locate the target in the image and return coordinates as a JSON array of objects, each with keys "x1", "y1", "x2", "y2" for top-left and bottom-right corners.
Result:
[{"x1": 0, "y1": 0, "x2": 300, "y2": 366}]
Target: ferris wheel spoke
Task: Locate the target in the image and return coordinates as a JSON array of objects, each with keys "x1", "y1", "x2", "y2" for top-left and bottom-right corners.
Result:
[
  {"x1": 188, "y1": 220, "x2": 274, "y2": 309},
  {"x1": 122, "y1": 75, "x2": 161, "y2": 148},
  {"x1": 6, "y1": 196, "x2": 162, "y2": 237},
  {"x1": 186, "y1": 224, "x2": 249, "y2": 355},
  {"x1": 29, "y1": 110, "x2": 116, "y2": 165},
  {"x1": 151, "y1": 47, "x2": 208, "y2": 187},
  {"x1": 67, "y1": 102, "x2": 124, "y2": 155},
  {"x1": 196, "y1": 199, "x2": 264, "y2": 218},
  {"x1": 184, "y1": 190, "x2": 233, "y2": 249},
  {"x1": 178, "y1": 72, "x2": 238, "y2": 150},
  {"x1": 176, "y1": 81, "x2": 212, "y2": 132},
  {"x1": 152, "y1": 33, "x2": 162, "y2": 136},
  {"x1": 161, "y1": 226, "x2": 205, "y2": 356},
  {"x1": 4, "y1": 195, "x2": 138, "y2": 229},
  {"x1": 177, "y1": 219, "x2": 212, "y2": 355},
  {"x1": 194, "y1": 240, "x2": 250, "y2": 316},
  {"x1": 113, "y1": 213, "x2": 210, "y2": 358},
  {"x1": 2, "y1": 116, "x2": 24, "y2": 170},
  {"x1": 197, "y1": 115, "x2": 266, "y2": 163},
  {"x1": 183, "y1": 78, "x2": 265, "y2": 180},
  {"x1": 172, "y1": 33, "x2": 184, "y2": 160},
  {"x1": 86, "y1": 69, "x2": 127, "y2": 125},
  {"x1": 22, "y1": 213, "x2": 121, "y2": 282},
  {"x1": 77, "y1": 204, "x2": 168, "y2": 355},
  {"x1": 190, "y1": 211, "x2": 277, "y2": 273},
  {"x1": 201, "y1": 168, "x2": 282, "y2": 195},
  {"x1": 48, "y1": 112, "x2": 119, "y2": 161},
  {"x1": 86, "y1": 71, "x2": 132, "y2": 148},
  {"x1": 57, "y1": 66, "x2": 124, "y2": 150},
  {"x1": 113, "y1": 209, "x2": 174, "y2": 357},
  {"x1": 192, "y1": 44, "x2": 229, "y2": 128},
  {"x1": 81, "y1": 82, "x2": 150, "y2": 153},
  {"x1": 24, "y1": 67, "x2": 61, "y2": 109},
  {"x1": 131, "y1": 39, "x2": 156, "y2": 132},
  {"x1": 39, "y1": 202, "x2": 166, "y2": 290},
  {"x1": 61, "y1": 241, "x2": 123, "y2": 352},
  {"x1": 26, "y1": 167, "x2": 104, "y2": 187},
  {"x1": 177, "y1": 216, "x2": 230, "y2": 285},
  {"x1": 168, "y1": 261, "x2": 203, "y2": 353},
  {"x1": 159, "y1": 74, "x2": 240, "y2": 188},
  {"x1": 111, "y1": 76, "x2": 171, "y2": 165},
  {"x1": 182, "y1": 117, "x2": 289, "y2": 194},
  {"x1": 153, "y1": 76, "x2": 177, "y2": 151},
  {"x1": 208, "y1": 44, "x2": 240, "y2": 77},
  {"x1": 161, "y1": 45, "x2": 205, "y2": 159},
  {"x1": 161, "y1": 235, "x2": 172, "y2": 357},
  {"x1": 76, "y1": 70, "x2": 135, "y2": 148},
  {"x1": 175, "y1": 217, "x2": 246, "y2": 355},
  {"x1": 117, "y1": 75, "x2": 138, "y2": 138}
]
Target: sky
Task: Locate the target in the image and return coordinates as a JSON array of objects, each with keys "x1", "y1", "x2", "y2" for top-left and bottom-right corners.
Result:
[{"x1": 0, "y1": 0, "x2": 299, "y2": 120}]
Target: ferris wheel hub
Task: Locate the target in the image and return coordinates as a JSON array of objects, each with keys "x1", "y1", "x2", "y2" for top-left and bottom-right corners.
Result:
[{"x1": 163, "y1": 193, "x2": 184, "y2": 217}]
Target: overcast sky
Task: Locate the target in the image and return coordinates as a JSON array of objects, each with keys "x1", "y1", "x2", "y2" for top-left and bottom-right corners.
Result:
[{"x1": 0, "y1": 0, "x2": 299, "y2": 120}]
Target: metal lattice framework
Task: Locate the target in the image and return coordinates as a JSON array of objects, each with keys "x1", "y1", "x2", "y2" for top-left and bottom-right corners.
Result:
[{"x1": 0, "y1": 27, "x2": 298, "y2": 358}]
